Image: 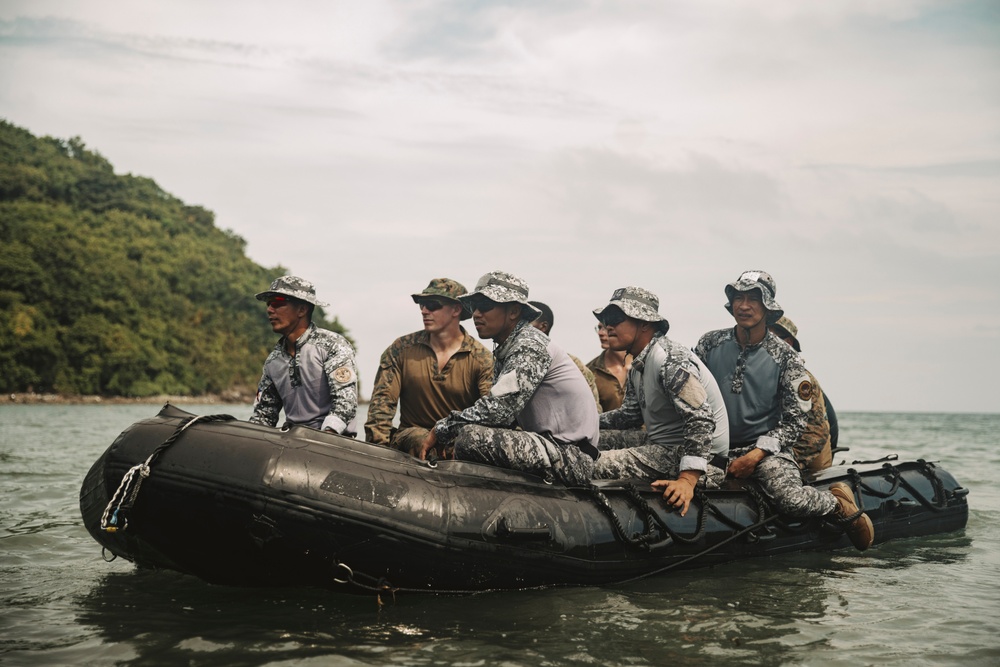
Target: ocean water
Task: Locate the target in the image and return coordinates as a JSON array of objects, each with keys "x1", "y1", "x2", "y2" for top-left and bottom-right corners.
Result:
[{"x1": 1, "y1": 404, "x2": 998, "y2": 666}]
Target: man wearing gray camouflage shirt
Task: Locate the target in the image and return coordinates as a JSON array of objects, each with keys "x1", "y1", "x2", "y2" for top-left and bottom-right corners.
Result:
[
  {"x1": 695, "y1": 270, "x2": 873, "y2": 550},
  {"x1": 592, "y1": 287, "x2": 728, "y2": 516},
  {"x1": 249, "y1": 275, "x2": 359, "y2": 435},
  {"x1": 419, "y1": 271, "x2": 599, "y2": 485}
]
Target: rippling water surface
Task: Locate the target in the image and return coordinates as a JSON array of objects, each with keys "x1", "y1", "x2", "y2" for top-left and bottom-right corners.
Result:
[{"x1": 1, "y1": 405, "x2": 998, "y2": 666}]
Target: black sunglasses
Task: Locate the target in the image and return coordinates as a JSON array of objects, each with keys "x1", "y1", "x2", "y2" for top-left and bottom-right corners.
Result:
[
  {"x1": 416, "y1": 299, "x2": 445, "y2": 311},
  {"x1": 599, "y1": 309, "x2": 628, "y2": 327},
  {"x1": 468, "y1": 296, "x2": 498, "y2": 313}
]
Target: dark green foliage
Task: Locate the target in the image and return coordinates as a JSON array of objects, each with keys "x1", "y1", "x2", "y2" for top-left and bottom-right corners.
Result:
[{"x1": 0, "y1": 119, "x2": 350, "y2": 397}]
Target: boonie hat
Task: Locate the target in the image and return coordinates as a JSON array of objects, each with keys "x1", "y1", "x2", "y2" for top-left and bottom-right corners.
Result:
[
  {"x1": 411, "y1": 278, "x2": 472, "y2": 320},
  {"x1": 770, "y1": 315, "x2": 801, "y2": 351},
  {"x1": 255, "y1": 275, "x2": 328, "y2": 308},
  {"x1": 724, "y1": 270, "x2": 784, "y2": 324},
  {"x1": 593, "y1": 286, "x2": 670, "y2": 330},
  {"x1": 462, "y1": 271, "x2": 541, "y2": 321}
]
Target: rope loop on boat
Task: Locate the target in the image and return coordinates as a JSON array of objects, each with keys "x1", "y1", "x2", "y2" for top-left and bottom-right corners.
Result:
[
  {"x1": 845, "y1": 460, "x2": 950, "y2": 514},
  {"x1": 100, "y1": 413, "x2": 236, "y2": 533}
]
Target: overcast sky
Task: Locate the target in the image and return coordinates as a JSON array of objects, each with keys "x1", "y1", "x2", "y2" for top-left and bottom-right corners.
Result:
[{"x1": 2, "y1": 1, "x2": 998, "y2": 413}]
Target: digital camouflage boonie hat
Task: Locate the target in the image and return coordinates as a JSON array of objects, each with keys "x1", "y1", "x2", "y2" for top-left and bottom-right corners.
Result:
[
  {"x1": 724, "y1": 270, "x2": 784, "y2": 324},
  {"x1": 593, "y1": 286, "x2": 670, "y2": 330},
  {"x1": 255, "y1": 275, "x2": 329, "y2": 307},
  {"x1": 411, "y1": 278, "x2": 472, "y2": 320},
  {"x1": 462, "y1": 271, "x2": 541, "y2": 321}
]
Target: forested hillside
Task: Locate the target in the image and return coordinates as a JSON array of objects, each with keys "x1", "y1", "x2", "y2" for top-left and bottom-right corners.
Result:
[{"x1": 0, "y1": 120, "x2": 349, "y2": 398}]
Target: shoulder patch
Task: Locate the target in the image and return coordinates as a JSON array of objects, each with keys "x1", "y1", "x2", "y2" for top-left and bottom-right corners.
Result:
[
  {"x1": 797, "y1": 379, "x2": 813, "y2": 402},
  {"x1": 491, "y1": 370, "x2": 520, "y2": 396},
  {"x1": 333, "y1": 366, "x2": 356, "y2": 384},
  {"x1": 792, "y1": 375, "x2": 813, "y2": 412},
  {"x1": 670, "y1": 368, "x2": 707, "y2": 409}
]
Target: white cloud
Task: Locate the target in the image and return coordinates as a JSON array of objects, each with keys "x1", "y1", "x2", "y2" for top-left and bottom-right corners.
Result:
[{"x1": 1, "y1": 0, "x2": 997, "y2": 412}]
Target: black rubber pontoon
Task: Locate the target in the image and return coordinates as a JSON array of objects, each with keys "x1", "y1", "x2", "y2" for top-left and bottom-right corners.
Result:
[{"x1": 80, "y1": 404, "x2": 969, "y2": 593}]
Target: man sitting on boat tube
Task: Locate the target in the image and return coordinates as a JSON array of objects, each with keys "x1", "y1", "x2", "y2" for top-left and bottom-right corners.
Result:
[
  {"x1": 364, "y1": 278, "x2": 494, "y2": 456},
  {"x1": 592, "y1": 287, "x2": 729, "y2": 517},
  {"x1": 249, "y1": 275, "x2": 359, "y2": 436},
  {"x1": 419, "y1": 271, "x2": 600, "y2": 486},
  {"x1": 695, "y1": 270, "x2": 874, "y2": 550}
]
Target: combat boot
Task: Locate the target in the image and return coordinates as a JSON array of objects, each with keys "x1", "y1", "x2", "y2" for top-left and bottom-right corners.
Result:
[{"x1": 829, "y1": 481, "x2": 874, "y2": 551}]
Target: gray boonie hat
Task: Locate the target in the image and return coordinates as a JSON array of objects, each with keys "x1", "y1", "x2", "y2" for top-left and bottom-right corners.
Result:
[
  {"x1": 462, "y1": 270, "x2": 541, "y2": 321},
  {"x1": 593, "y1": 286, "x2": 670, "y2": 329},
  {"x1": 724, "y1": 270, "x2": 783, "y2": 324},
  {"x1": 411, "y1": 277, "x2": 472, "y2": 320},
  {"x1": 255, "y1": 275, "x2": 329, "y2": 308}
]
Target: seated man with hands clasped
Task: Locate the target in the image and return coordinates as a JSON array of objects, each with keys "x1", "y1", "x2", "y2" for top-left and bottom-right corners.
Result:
[{"x1": 419, "y1": 271, "x2": 600, "y2": 486}]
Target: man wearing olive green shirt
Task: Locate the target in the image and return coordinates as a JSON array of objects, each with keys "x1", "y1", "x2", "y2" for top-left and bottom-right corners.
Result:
[{"x1": 364, "y1": 278, "x2": 493, "y2": 456}]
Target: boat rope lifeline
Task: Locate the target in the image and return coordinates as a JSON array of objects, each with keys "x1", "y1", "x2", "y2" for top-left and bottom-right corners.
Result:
[
  {"x1": 334, "y1": 482, "x2": 785, "y2": 598},
  {"x1": 848, "y1": 459, "x2": 950, "y2": 514},
  {"x1": 100, "y1": 413, "x2": 236, "y2": 532}
]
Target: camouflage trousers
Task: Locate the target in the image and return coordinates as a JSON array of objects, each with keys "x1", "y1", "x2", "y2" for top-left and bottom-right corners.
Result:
[
  {"x1": 593, "y1": 442, "x2": 725, "y2": 488},
  {"x1": 751, "y1": 453, "x2": 838, "y2": 516},
  {"x1": 452, "y1": 425, "x2": 596, "y2": 486},
  {"x1": 597, "y1": 429, "x2": 649, "y2": 451}
]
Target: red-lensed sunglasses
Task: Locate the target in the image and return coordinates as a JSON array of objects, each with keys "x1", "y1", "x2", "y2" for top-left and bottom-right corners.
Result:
[{"x1": 267, "y1": 296, "x2": 292, "y2": 308}]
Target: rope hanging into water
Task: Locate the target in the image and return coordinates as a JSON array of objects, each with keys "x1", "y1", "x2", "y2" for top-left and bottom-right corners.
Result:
[{"x1": 100, "y1": 413, "x2": 236, "y2": 532}]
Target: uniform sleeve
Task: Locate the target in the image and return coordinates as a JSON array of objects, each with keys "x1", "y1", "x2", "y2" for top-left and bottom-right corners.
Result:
[
  {"x1": 598, "y1": 378, "x2": 643, "y2": 431},
  {"x1": 659, "y1": 356, "x2": 715, "y2": 473},
  {"x1": 757, "y1": 349, "x2": 810, "y2": 455},
  {"x1": 435, "y1": 336, "x2": 549, "y2": 445},
  {"x1": 792, "y1": 373, "x2": 831, "y2": 469},
  {"x1": 321, "y1": 338, "x2": 359, "y2": 435},
  {"x1": 363, "y1": 343, "x2": 402, "y2": 445},
  {"x1": 248, "y1": 366, "x2": 282, "y2": 427}
]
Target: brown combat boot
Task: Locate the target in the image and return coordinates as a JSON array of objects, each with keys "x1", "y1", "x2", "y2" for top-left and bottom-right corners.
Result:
[{"x1": 829, "y1": 482, "x2": 874, "y2": 551}]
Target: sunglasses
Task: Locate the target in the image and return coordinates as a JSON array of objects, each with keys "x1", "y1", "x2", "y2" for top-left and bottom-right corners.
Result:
[
  {"x1": 267, "y1": 296, "x2": 292, "y2": 309},
  {"x1": 416, "y1": 299, "x2": 445, "y2": 312},
  {"x1": 599, "y1": 309, "x2": 628, "y2": 327},
  {"x1": 468, "y1": 296, "x2": 498, "y2": 314}
]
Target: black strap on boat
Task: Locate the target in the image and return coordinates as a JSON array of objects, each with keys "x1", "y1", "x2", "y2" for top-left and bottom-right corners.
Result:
[
  {"x1": 846, "y1": 459, "x2": 950, "y2": 514},
  {"x1": 331, "y1": 561, "x2": 529, "y2": 600},
  {"x1": 100, "y1": 413, "x2": 236, "y2": 532}
]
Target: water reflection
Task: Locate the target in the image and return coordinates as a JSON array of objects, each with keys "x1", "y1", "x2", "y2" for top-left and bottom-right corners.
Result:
[{"x1": 72, "y1": 553, "x2": 905, "y2": 667}]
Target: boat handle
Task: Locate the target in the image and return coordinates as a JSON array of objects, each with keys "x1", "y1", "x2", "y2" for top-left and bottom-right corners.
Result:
[{"x1": 497, "y1": 516, "x2": 551, "y2": 540}]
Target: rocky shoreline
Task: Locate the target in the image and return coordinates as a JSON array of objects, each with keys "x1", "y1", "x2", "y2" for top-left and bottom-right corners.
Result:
[{"x1": 6, "y1": 391, "x2": 255, "y2": 405}]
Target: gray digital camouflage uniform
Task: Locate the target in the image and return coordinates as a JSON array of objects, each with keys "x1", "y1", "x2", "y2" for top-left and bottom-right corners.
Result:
[
  {"x1": 249, "y1": 322, "x2": 359, "y2": 435},
  {"x1": 696, "y1": 327, "x2": 836, "y2": 516},
  {"x1": 434, "y1": 319, "x2": 598, "y2": 486},
  {"x1": 595, "y1": 332, "x2": 725, "y2": 487}
]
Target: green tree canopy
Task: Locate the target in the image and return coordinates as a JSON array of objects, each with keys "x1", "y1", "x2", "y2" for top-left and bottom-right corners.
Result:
[{"x1": 0, "y1": 120, "x2": 349, "y2": 397}]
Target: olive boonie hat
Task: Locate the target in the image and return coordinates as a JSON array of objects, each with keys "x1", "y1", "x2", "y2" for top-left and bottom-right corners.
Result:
[
  {"x1": 593, "y1": 286, "x2": 670, "y2": 330},
  {"x1": 255, "y1": 275, "x2": 329, "y2": 308},
  {"x1": 770, "y1": 315, "x2": 801, "y2": 351},
  {"x1": 724, "y1": 270, "x2": 784, "y2": 324},
  {"x1": 462, "y1": 270, "x2": 541, "y2": 321},
  {"x1": 411, "y1": 277, "x2": 472, "y2": 320}
]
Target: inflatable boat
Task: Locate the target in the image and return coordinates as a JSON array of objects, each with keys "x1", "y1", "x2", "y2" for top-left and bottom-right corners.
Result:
[{"x1": 80, "y1": 405, "x2": 969, "y2": 594}]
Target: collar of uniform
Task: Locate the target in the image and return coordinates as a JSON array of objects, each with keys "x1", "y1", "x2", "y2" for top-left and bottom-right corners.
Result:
[
  {"x1": 280, "y1": 321, "x2": 317, "y2": 355},
  {"x1": 630, "y1": 331, "x2": 665, "y2": 372},
  {"x1": 729, "y1": 325, "x2": 769, "y2": 351},
  {"x1": 492, "y1": 318, "x2": 531, "y2": 361}
]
